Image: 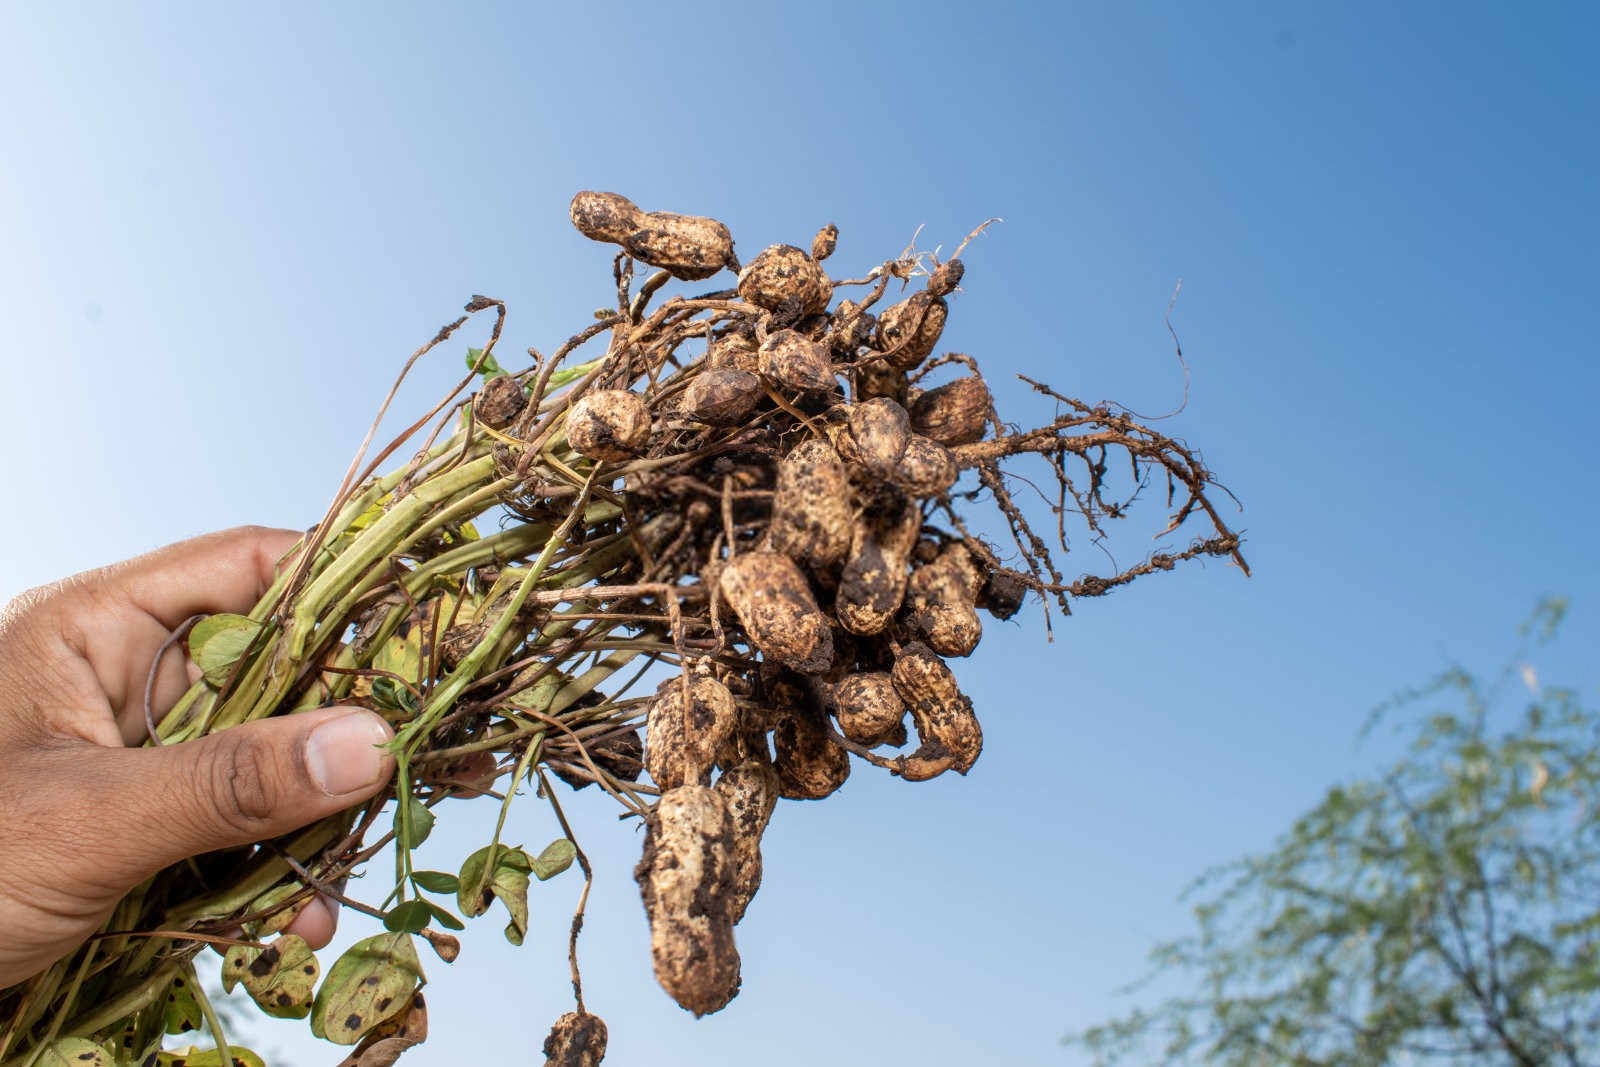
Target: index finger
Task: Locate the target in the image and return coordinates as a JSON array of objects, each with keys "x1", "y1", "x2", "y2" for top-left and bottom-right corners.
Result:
[{"x1": 84, "y1": 525, "x2": 304, "y2": 627}]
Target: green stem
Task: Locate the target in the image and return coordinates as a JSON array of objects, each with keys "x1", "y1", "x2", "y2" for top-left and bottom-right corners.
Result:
[
  {"x1": 469, "y1": 731, "x2": 545, "y2": 908},
  {"x1": 55, "y1": 963, "x2": 180, "y2": 1047},
  {"x1": 398, "y1": 473, "x2": 603, "y2": 745},
  {"x1": 187, "y1": 960, "x2": 232, "y2": 1067},
  {"x1": 289, "y1": 455, "x2": 497, "y2": 659}
]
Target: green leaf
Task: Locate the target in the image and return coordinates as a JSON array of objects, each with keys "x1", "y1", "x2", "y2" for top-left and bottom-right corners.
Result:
[
  {"x1": 162, "y1": 971, "x2": 203, "y2": 1034},
  {"x1": 221, "y1": 934, "x2": 319, "y2": 1020},
  {"x1": 548, "y1": 355, "x2": 604, "y2": 388},
  {"x1": 158, "y1": 1048, "x2": 268, "y2": 1067},
  {"x1": 425, "y1": 900, "x2": 466, "y2": 931},
  {"x1": 35, "y1": 1038, "x2": 114, "y2": 1066},
  {"x1": 369, "y1": 676, "x2": 416, "y2": 716},
  {"x1": 112, "y1": 1000, "x2": 167, "y2": 1065},
  {"x1": 465, "y1": 347, "x2": 505, "y2": 378},
  {"x1": 411, "y1": 870, "x2": 459, "y2": 895},
  {"x1": 395, "y1": 794, "x2": 435, "y2": 849},
  {"x1": 383, "y1": 899, "x2": 434, "y2": 934},
  {"x1": 310, "y1": 931, "x2": 425, "y2": 1046},
  {"x1": 531, "y1": 838, "x2": 577, "y2": 881},
  {"x1": 187, "y1": 613, "x2": 263, "y2": 688},
  {"x1": 457, "y1": 844, "x2": 534, "y2": 944}
]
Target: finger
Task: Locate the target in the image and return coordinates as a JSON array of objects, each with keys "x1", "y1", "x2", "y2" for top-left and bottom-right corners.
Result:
[
  {"x1": 73, "y1": 525, "x2": 304, "y2": 629},
  {"x1": 32, "y1": 526, "x2": 303, "y2": 731},
  {"x1": 56, "y1": 707, "x2": 394, "y2": 889},
  {"x1": 283, "y1": 895, "x2": 340, "y2": 950}
]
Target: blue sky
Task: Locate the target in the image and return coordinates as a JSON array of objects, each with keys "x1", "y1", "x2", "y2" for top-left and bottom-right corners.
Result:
[{"x1": 2, "y1": 3, "x2": 1597, "y2": 1063}]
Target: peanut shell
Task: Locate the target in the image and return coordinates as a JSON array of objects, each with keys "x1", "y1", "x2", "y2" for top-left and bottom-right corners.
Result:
[
  {"x1": 839, "y1": 397, "x2": 911, "y2": 479},
  {"x1": 773, "y1": 708, "x2": 850, "y2": 800},
  {"x1": 875, "y1": 291, "x2": 947, "y2": 370},
  {"x1": 906, "y1": 546, "x2": 983, "y2": 657},
  {"x1": 827, "y1": 298, "x2": 876, "y2": 357},
  {"x1": 682, "y1": 368, "x2": 762, "y2": 426},
  {"x1": 835, "y1": 494, "x2": 921, "y2": 635},
  {"x1": 542, "y1": 1011, "x2": 608, "y2": 1067},
  {"x1": 910, "y1": 376, "x2": 990, "y2": 446},
  {"x1": 718, "y1": 551, "x2": 834, "y2": 673},
  {"x1": 635, "y1": 786, "x2": 742, "y2": 1016},
  {"x1": 891, "y1": 642, "x2": 983, "y2": 776},
  {"x1": 833, "y1": 672, "x2": 908, "y2": 748},
  {"x1": 713, "y1": 758, "x2": 780, "y2": 923},
  {"x1": 769, "y1": 438, "x2": 853, "y2": 569},
  {"x1": 565, "y1": 390, "x2": 649, "y2": 463},
  {"x1": 706, "y1": 331, "x2": 760, "y2": 373},
  {"x1": 928, "y1": 257, "x2": 965, "y2": 297},
  {"x1": 646, "y1": 674, "x2": 738, "y2": 790},
  {"x1": 758, "y1": 329, "x2": 837, "y2": 395},
  {"x1": 623, "y1": 211, "x2": 735, "y2": 281},
  {"x1": 475, "y1": 375, "x2": 526, "y2": 429},
  {"x1": 810, "y1": 223, "x2": 838, "y2": 262},
  {"x1": 891, "y1": 434, "x2": 959, "y2": 497},
  {"x1": 570, "y1": 191, "x2": 641, "y2": 244},
  {"x1": 853, "y1": 359, "x2": 908, "y2": 404},
  {"x1": 549, "y1": 728, "x2": 643, "y2": 791},
  {"x1": 738, "y1": 244, "x2": 832, "y2": 316}
]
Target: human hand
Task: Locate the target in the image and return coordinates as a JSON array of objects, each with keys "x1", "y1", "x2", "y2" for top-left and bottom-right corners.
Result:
[{"x1": 0, "y1": 526, "x2": 396, "y2": 988}]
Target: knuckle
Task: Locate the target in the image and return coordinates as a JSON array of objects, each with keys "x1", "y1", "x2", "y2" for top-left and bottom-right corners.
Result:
[
  {"x1": 227, "y1": 523, "x2": 275, "y2": 542},
  {"x1": 209, "y1": 733, "x2": 282, "y2": 834}
]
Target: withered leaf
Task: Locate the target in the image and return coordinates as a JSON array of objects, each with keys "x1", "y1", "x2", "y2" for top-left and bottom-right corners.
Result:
[{"x1": 221, "y1": 934, "x2": 318, "y2": 1019}]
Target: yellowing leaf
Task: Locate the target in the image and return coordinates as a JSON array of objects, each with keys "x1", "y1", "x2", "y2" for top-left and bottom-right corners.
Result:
[
  {"x1": 310, "y1": 932, "x2": 425, "y2": 1046},
  {"x1": 187, "y1": 614, "x2": 263, "y2": 688},
  {"x1": 334, "y1": 990, "x2": 430, "y2": 1067},
  {"x1": 158, "y1": 1047, "x2": 268, "y2": 1067},
  {"x1": 35, "y1": 1038, "x2": 114, "y2": 1066},
  {"x1": 222, "y1": 934, "x2": 319, "y2": 1019},
  {"x1": 347, "y1": 494, "x2": 393, "y2": 533},
  {"x1": 372, "y1": 627, "x2": 422, "y2": 684},
  {"x1": 243, "y1": 881, "x2": 311, "y2": 938}
]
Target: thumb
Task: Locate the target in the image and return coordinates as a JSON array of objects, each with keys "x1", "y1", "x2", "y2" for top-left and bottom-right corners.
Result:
[{"x1": 85, "y1": 707, "x2": 395, "y2": 883}]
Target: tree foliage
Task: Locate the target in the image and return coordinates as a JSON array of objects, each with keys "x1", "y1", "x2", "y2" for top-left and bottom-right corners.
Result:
[{"x1": 1069, "y1": 599, "x2": 1600, "y2": 1065}]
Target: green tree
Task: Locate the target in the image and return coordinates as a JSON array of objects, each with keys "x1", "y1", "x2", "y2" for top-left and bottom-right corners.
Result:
[{"x1": 1070, "y1": 600, "x2": 1600, "y2": 1066}]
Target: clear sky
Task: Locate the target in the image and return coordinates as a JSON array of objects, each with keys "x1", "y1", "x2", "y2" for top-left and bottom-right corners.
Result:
[{"x1": 2, "y1": 3, "x2": 1597, "y2": 1064}]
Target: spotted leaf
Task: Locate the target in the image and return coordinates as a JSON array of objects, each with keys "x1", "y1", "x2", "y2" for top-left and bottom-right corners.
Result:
[
  {"x1": 35, "y1": 1038, "x2": 114, "y2": 1066},
  {"x1": 310, "y1": 932, "x2": 425, "y2": 1046},
  {"x1": 334, "y1": 991, "x2": 429, "y2": 1067},
  {"x1": 222, "y1": 934, "x2": 318, "y2": 1019},
  {"x1": 162, "y1": 972, "x2": 203, "y2": 1034}
]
